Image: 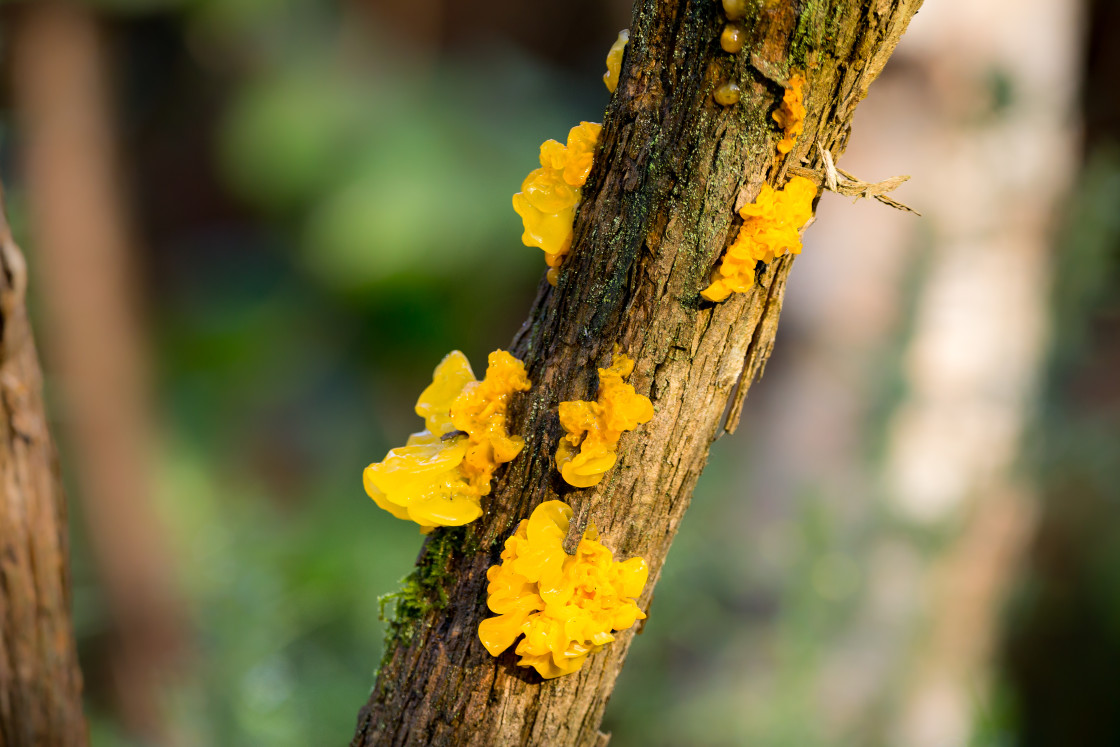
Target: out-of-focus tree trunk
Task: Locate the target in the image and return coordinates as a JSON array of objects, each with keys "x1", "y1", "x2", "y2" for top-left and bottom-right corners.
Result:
[
  {"x1": 11, "y1": 3, "x2": 185, "y2": 742},
  {"x1": 878, "y1": 3, "x2": 1078, "y2": 744},
  {"x1": 0, "y1": 184, "x2": 87, "y2": 746},
  {"x1": 728, "y1": 1, "x2": 1080, "y2": 744},
  {"x1": 352, "y1": 1, "x2": 923, "y2": 744}
]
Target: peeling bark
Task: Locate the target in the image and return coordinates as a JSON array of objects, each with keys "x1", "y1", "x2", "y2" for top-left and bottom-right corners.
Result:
[
  {"x1": 352, "y1": 1, "x2": 923, "y2": 744},
  {"x1": 0, "y1": 184, "x2": 88, "y2": 746}
]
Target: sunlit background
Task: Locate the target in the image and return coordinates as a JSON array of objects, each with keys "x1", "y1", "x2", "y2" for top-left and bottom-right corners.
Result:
[{"x1": 0, "y1": 0, "x2": 1115, "y2": 744}]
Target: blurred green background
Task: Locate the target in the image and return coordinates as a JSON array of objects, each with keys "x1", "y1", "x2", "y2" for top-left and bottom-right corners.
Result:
[{"x1": 1, "y1": 0, "x2": 1117, "y2": 745}]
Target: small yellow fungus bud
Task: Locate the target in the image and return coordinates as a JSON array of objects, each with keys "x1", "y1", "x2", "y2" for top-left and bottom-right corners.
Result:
[
  {"x1": 714, "y1": 82, "x2": 742, "y2": 106},
  {"x1": 478, "y1": 500, "x2": 649, "y2": 679},
  {"x1": 722, "y1": 0, "x2": 749, "y2": 21},
  {"x1": 603, "y1": 29, "x2": 629, "y2": 93},
  {"x1": 555, "y1": 352, "x2": 654, "y2": 488},
  {"x1": 363, "y1": 350, "x2": 531, "y2": 530},
  {"x1": 720, "y1": 24, "x2": 745, "y2": 54},
  {"x1": 773, "y1": 73, "x2": 807, "y2": 154},
  {"x1": 701, "y1": 175, "x2": 817, "y2": 302},
  {"x1": 513, "y1": 122, "x2": 602, "y2": 286}
]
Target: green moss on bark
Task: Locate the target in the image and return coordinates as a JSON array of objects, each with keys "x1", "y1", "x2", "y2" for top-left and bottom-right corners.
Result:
[{"x1": 377, "y1": 527, "x2": 471, "y2": 669}]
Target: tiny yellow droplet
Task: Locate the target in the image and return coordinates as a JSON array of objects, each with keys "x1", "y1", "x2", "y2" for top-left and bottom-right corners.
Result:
[
  {"x1": 720, "y1": 24, "x2": 745, "y2": 54},
  {"x1": 714, "y1": 82, "x2": 741, "y2": 106},
  {"x1": 722, "y1": 0, "x2": 749, "y2": 21}
]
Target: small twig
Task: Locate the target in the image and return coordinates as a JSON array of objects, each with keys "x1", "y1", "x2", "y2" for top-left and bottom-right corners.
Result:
[{"x1": 788, "y1": 141, "x2": 921, "y2": 215}]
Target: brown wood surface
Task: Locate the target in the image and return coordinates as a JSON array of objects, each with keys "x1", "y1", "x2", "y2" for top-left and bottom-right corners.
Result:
[
  {"x1": 353, "y1": 0, "x2": 923, "y2": 744},
  {"x1": 0, "y1": 184, "x2": 88, "y2": 746}
]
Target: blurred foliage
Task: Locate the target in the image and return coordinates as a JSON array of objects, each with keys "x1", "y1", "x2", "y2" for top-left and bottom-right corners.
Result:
[{"x1": 605, "y1": 457, "x2": 871, "y2": 746}]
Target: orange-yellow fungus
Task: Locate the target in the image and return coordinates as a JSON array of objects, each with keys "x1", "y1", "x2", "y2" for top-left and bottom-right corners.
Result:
[
  {"x1": 720, "y1": 24, "x2": 745, "y2": 54},
  {"x1": 701, "y1": 175, "x2": 817, "y2": 302},
  {"x1": 363, "y1": 350, "x2": 531, "y2": 530},
  {"x1": 722, "y1": 0, "x2": 749, "y2": 21},
  {"x1": 714, "y1": 82, "x2": 742, "y2": 106},
  {"x1": 555, "y1": 352, "x2": 654, "y2": 488},
  {"x1": 478, "y1": 500, "x2": 649, "y2": 679},
  {"x1": 513, "y1": 122, "x2": 602, "y2": 286},
  {"x1": 603, "y1": 29, "x2": 629, "y2": 93},
  {"x1": 773, "y1": 73, "x2": 806, "y2": 155}
]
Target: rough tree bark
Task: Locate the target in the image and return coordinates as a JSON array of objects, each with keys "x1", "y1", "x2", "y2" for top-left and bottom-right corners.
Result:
[
  {"x1": 0, "y1": 185, "x2": 88, "y2": 745},
  {"x1": 353, "y1": 0, "x2": 923, "y2": 744}
]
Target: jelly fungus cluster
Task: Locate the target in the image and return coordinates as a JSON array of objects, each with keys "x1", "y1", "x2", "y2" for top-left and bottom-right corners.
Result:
[
  {"x1": 774, "y1": 74, "x2": 806, "y2": 154},
  {"x1": 603, "y1": 29, "x2": 629, "y2": 93},
  {"x1": 478, "y1": 501, "x2": 649, "y2": 679},
  {"x1": 363, "y1": 350, "x2": 530, "y2": 530},
  {"x1": 701, "y1": 176, "x2": 817, "y2": 302},
  {"x1": 512, "y1": 122, "x2": 602, "y2": 286},
  {"x1": 556, "y1": 352, "x2": 654, "y2": 488}
]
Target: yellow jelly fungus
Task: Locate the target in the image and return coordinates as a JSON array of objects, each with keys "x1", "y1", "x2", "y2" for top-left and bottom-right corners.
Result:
[
  {"x1": 773, "y1": 73, "x2": 806, "y2": 155},
  {"x1": 603, "y1": 29, "x2": 629, "y2": 93},
  {"x1": 722, "y1": 0, "x2": 749, "y2": 21},
  {"x1": 720, "y1": 24, "x2": 745, "y2": 54},
  {"x1": 513, "y1": 122, "x2": 602, "y2": 286},
  {"x1": 555, "y1": 352, "x2": 654, "y2": 488},
  {"x1": 363, "y1": 350, "x2": 531, "y2": 530},
  {"x1": 701, "y1": 175, "x2": 817, "y2": 302},
  {"x1": 714, "y1": 82, "x2": 742, "y2": 107},
  {"x1": 478, "y1": 500, "x2": 649, "y2": 679}
]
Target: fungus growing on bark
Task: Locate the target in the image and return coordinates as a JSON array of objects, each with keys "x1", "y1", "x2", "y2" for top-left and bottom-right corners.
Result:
[
  {"x1": 364, "y1": 350, "x2": 530, "y2": 529},
  {"x1": 773, "y1": 73, "x2": 807, "y2": 154},
  {"x1": 478, "y1": 500, "x2": 649, "y2": 679},
  {"x1": 603, "y1": 29, "x2": 629, "y2": 93},
  {"x1": 555, "y1": 352, "x2": 654, "y2": 488},
  {"x1": 720, "y1": 24, "x2": 745, "y2": 53},
  {"x1": 701, "y1": 175, "x2": 818, "y2": 302},
  {"x1": 721, "y1": 0, "x2": 748, "y2": 21},
  {"x1": 714, "y1": 81, "x2": 742, "y2": 106},
  {"x1": 512, "y1": 122, "x2": 602, "y2": 286}
]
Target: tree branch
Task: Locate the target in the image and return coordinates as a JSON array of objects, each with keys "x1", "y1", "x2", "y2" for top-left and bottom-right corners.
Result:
[
  {"x1": 0, "y1": 181, "x2": 88, "y2": 746},
  {"x1": 353, "y1": 0, "x2": 923, "y2": 744}
]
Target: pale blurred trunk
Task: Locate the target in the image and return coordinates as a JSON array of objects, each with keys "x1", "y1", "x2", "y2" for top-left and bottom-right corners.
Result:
[
  {"x1": 879, "y1": 3, "x2": 1078, "y2": 743},
  {"x1": 736, "y1": 0, "x2": 1081, "y2": 743},
  {"x1": 11, "y1": 2, "x2": 186, "y2": 742}
]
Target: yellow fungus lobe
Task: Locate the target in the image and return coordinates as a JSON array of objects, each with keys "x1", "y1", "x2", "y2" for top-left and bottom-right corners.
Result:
[
  {"x1": 603, "y1": 29, "x2": 629, "y2": 93},
  {"x1": 555, "y1": 352, "x2": 654, "y2": 488},
  {"x1": 478, "y1": 500, "x2": 649, "y2": 679},
  {"x1": 513, "y1": 122, "x2": 602, "y2": 286},
  {"x1": 363, "y1": 350, "x2": 531, "y2": 530},
  {"x1": 714, "y1": 82, "x2": 742, "y2": 106},
  {"x1": 701, "y1": 175, "x2": 817, "y2": 302},
  {"x1": 722, "y1": 0, "x2": 749, "y2": 21},
  {"x1": 773, "y1": 73, "x2": 806, "y2": 155},
  {"x1": 720, "y1": 24, "x2": 745, "y2": 54}
]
